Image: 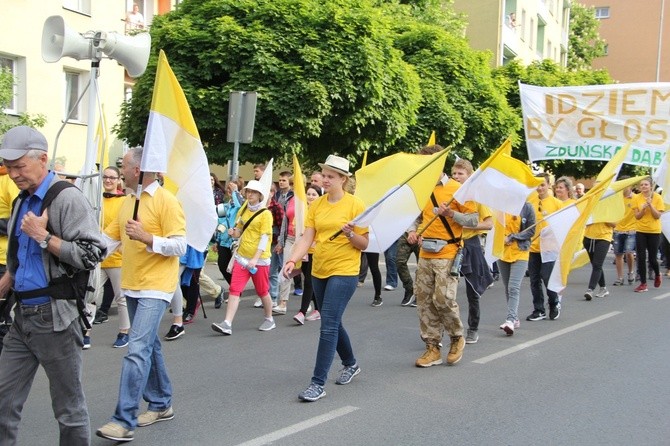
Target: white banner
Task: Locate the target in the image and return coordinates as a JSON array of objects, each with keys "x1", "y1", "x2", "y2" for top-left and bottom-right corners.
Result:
[{"x1": 520, "y1": 82, "x2": 670, "y2": 167}]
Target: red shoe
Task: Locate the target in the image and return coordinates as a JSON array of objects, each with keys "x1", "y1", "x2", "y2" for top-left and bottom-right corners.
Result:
[
  {"x1": 634, "y1": 283, "x2": 648, "y2": 293},
  {"x1": 654, "y1": 275, "x2": 662, "y2": 288}
]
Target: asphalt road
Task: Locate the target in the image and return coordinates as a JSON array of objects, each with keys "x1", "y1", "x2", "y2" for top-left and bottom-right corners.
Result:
[{"x1": 14, "y1": 255, "x2": 670, "y2": 445}]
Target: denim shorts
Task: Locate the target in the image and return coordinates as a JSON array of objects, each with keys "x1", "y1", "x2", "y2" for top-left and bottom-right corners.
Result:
[{"x1": 612, "y1": 231, "x2": 635, "y2": 254}]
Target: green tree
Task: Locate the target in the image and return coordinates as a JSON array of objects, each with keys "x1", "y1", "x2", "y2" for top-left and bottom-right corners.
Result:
[
  {"x1": 567, "y1": 2, "x2": 607, "y2": 71},
  {"x1": 117, "y1": 0, "x2": 422, "y2": 167},
  {"x1": 493, "y1": 59, "x2": 614, "y2": 178},
  {"x1": 0, "y1": 68, "x2": 46, "y2": 135}
]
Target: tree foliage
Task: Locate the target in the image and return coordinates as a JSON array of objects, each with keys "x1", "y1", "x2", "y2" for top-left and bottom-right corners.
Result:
[
  {"x1": 116, "y1": 0, "x2": 520, "y2": 169},
  {"x1": 567, "y1": 3, "x2": 607, "y2": 71}
]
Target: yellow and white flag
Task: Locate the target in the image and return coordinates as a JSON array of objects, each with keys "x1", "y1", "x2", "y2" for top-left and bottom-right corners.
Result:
[
  {"x1": 292, "y1": 154, "x2": 307, "y2": 244},
  {"x1": 543, "y1": 175, "x2": 614, "y2": 293},
  {"x1": 141, "y1": 50, "x2": 217, "y2": 251},
  {"x1": 354, "y1": 148, "x2": 449, "y2": 253},
  {"x1": 484, "y1": 210, "x2": 506, "y2": 267},
  {"x1": 453, "y1": 138, "x2": 542, "y2": 215},
  {"x1": 590, "y1": 175, "x2": 647, "y2": 224}
]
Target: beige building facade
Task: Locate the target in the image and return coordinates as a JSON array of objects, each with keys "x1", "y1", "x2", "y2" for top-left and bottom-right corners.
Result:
[
  {"x1": 453, "y1": 0, "x2": 572, "y2": 68},
  {"x1": 0, "y1": 1, "x2": 173, "y2": 174},
  {"x1": 587, "y1": 0, "x2": 670, "y2": 83}
]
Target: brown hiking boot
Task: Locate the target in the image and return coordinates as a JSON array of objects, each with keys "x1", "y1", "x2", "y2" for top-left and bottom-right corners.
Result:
[
  {"x1": 415, "y1": 344, "x2": 443, "y2": 367},
  {"x1": 446, "y1": 336, "x2": 465, "y2": 365}
]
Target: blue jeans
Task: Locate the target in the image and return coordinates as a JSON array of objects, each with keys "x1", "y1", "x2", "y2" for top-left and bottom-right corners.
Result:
[
  {"x1": 310, "y1": 275, "x2": 358, "y2": 386},
  {"x1": 269, "y1": 245, "x2": 283, "y2": 302},
  {"x1": 112, "y1": 297, "x2": 172, "y2": 430},
  {"x1": 384, "y1": 240, "x2": 399, "y2": 288}
]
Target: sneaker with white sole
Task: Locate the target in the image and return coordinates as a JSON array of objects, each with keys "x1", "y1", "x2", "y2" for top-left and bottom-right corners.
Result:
[
  {"x1": 595, "y1": 286, "x2": 610, "y2": 298},
  {"x1": 113, "y1": 333, "x2": 129, "y2": 348},
  {"x1": 500, "y1": 320, "x2": 514, "y2": 336},
  {"x1": 584, "y1": 289, "x2": 594, "y2": 301},
  {"x1": 137, "y1": 406, "x2": 174, "y2": 427},
  {"x1": 526, "y1": 310, "x2": 546, "y2": 321},
  {"x1": 164, "y1": 324, "x2": 185, "y2": 340},
  {"x1": 335, "y1": 364, "x2": 360, "y2": 385},
  {"x1": 272, "y1": 306, "x2": 287, "y2": 315},
  {"x1": 253, "y1": 298, "x2": 262, "y2": 308},
  {"x1": 305, "y1": 310, "x2": 321, "y2": 321},
  {"x1": 384, "y1": 284, "x2": 395, "y2": 291},
  {"x1": 293, "y1": 312, "x2": 305, "y2": 325},
  {"x1": 258, "y1": 318, "x2": 276, "y2": 331},
  {"x1": 211, "y1": 320, "x2": 232, "y2": 335},
  {"x1": 96, "y1": 422, "x2": 134, "y2": 442},
  {"x1": 298, "y1": 383, "x2": 326, "y2": 402},
  {"x1": 465, "y1": 329, "x2": 479, "y2": 344}
]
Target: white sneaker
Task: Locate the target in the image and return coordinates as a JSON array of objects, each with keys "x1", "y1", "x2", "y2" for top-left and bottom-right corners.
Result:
[
  {"x1": 253, "y1": 298, "x2": 262, "y2": 308},
  {"x1": 258, "y1": 318, "x2": 276, "y2": 331},
  {"x1": 384, "y1": 285, "x2": 395, "y2": 291},
  {"x1": 499, "y1": 320, "x2": 514, "y2": 336},
  {"x1": 595, "y1": 287, "x2": 610, "y2": 298}
]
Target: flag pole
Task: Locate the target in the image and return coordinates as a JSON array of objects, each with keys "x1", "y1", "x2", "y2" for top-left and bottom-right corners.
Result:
[
  {"x1": 132, "y1": 171, "x2": 145, "y2": 221},
  {"x1": 328, "y1": 146, "x2": 451, "y2": 241}
]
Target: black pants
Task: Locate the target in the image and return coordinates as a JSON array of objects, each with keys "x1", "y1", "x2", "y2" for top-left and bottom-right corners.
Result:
[
  {"x1": 583, "y1": 237, "x2": 610, "y2": 290},
  {"x1": 216, "y1": 246, "x2": 233, "y2": 285},
  {"x1": 636, "y1": 232, "x2": 661, "y2": 284},
  {"x1": 299, "y1": 254, "x2": 318, "y2": 314}
]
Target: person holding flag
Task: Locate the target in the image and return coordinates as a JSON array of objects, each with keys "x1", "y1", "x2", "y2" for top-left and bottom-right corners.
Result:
[
  {"x1": 407, "y1": 144, "x2": 477, "y2": 367},
  {"x1": 612, "y1": 178, "x2": 637, "y2": 286},
  {"x1": 282, "y1": 155, "x2": 368, "y2": 402},
  {"x1": 632, "y1": 177, "x2": 664, "y2": 292},
  {"x1": 96, "y1": 147, "x2": 186, "y2": 442}
]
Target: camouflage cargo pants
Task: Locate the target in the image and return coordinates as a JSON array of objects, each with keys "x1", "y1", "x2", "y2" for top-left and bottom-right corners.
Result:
[
  {"x1": 396, "y1": 233, "x2": 420, "y2": 293},
  {"x1": 415, "y1": 257, "x2": 464, "y2": 345}
]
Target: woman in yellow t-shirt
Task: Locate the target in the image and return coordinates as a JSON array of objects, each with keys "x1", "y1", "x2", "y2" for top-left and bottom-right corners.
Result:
[
  {"x1": 282, "y1": 155, "x2": 369, "y2": 402},
  {"x1": 554, "y1": 176, "x2": 576, "y2": 206},
  {"x1": 211, "y1": 180, "x2": 275, "y2": 335},
  {"x1": 583, "y1": 221, "x2": 615, "y2": 300},
  {"x1": 631, "y1": 177, "x2": 664, "y2": 292},
  {"x1": 497, "y1": 202, "x2": 535, "y2": 336}
]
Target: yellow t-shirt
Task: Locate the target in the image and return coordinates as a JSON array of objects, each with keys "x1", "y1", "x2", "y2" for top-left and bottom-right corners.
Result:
[
  {"x1": 462, "y1": 203, "x2": 492, "y2": 240},
  {"x1": 0, "y1": 173, "x2": 19, "y2": 265},
  {"x1": 561, "y1": 198, "x2": 577, "y2": 207},
  {"x1": 529, "y1": 194, "x2": 562, "y2": 253},
  {"x1": 584, "y1": 222, "x2": 614, "y2": 241},
  {"x1": 500, "y1": 214, "x2": 529, "y2": 263},
  {"x1": 631, "y1": 192, "x2": 663, "y2": 233},
  {"x1": 419, "y1": 179, "x2": 476, "y2": 260},
  {"x1": 100, "y1": 195, "x2": 125, "y2": 268},
  {"x1": 614, "y1": 193, "x2": 637, "y2": 232},
  {"x1": 308, "y1": 193, "x2": 367, "y2": 278},
  {"x1": 235, "y1": 206, "x2": 273, "y2": 260},
  {"x1": 105, "y1": 185, "x2": 186, "y2": 293}
]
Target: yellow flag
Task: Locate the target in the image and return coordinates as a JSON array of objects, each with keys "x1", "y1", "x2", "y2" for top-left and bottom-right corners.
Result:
[
  {"x1": 427, "y1": 131, "x2": 436, "y2": 146},
  {"x1": 590, "y1": 175, "x2": 647, "y2": 224},
  {"x1": 595, "y1": 141, "x2": 631, "y2": 182}
]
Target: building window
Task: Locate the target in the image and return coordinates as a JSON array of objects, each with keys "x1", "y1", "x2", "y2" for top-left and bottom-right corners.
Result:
[
  {"x1": 64, "y1": 70, "x2": 89, "y2": 123},
  {"x1": 63, "y1": 0, "x2": 91, "y2": 15},
  {"x1": 595, "y1": 7, "x2": 610, "y2": 19},
  {"x1": 529, "y1": 18, "x2": 535, "y2": 49},
  {"x1": 521, "y1": 10, "x2": 527, "y2": 41},
  {"x1": 603, "y1": 44, "x2": 609, "y2": 55},
  {"x1": 0, "y1": 56, "x2": 17, "y2": 114}
]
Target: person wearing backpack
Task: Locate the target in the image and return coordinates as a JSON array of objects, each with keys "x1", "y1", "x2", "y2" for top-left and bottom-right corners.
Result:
[{"x1": 0, "y1": 126, "x2": 106, "y2": 445}]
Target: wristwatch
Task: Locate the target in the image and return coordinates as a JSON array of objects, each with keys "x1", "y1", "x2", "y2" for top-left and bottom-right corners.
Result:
[
  {"x1": 346, "y1": 231, "x2": 355, "y2": 239},
  {"x1": 39, "y1": 233, "x2": 52, "y2": 249}
]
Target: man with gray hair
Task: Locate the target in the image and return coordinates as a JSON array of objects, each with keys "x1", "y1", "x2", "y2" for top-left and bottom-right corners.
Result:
[
  {"x1": 0, "y1": 126, "x2": 106, "y2": 445},
  {"x1": 96, "y1": 147, "x2": 186, "y2": 443}
]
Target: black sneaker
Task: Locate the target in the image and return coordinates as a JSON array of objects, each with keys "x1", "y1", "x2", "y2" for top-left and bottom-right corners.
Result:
[
  {"x1": 371, "y1": 296, "x2": 383, "y2": 307},
  {"x1": 214, "y1": 290, "x2": 224, "y2": 309},
  {"x1": 549, "y1": 306, "x2": 560, "y2": 320},
  {"x1": 526, "y1": 310, "x2": 546, "y2": 321},
  {"x1": 400, "y1": 290, "x2": 415, "y2": 307},
  {"x1": 164, "y1": 324, "x2": 185, "y2": 340},
  {"x1": 93, "y1": 311, "x2": 108, "y2": 324}
]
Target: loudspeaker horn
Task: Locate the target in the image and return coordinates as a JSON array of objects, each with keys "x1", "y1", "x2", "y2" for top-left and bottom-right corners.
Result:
[
  {"x1": 41, "y1": 16, "x2": 92, "y2": 62},
  {"x1": 95, "y1": 31, "x2": 151, "y2": 78}
]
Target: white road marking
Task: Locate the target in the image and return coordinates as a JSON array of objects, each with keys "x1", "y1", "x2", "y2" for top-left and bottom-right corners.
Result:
[
  {"x1": 472, "y1": 311, "x2": 623, "y2": 364},
  {"x1": 235, "y1": 405, "x2": 360, "y2": 446},
  {"x1": 652, "y1": 292, "x2": 670, "y2": 300}
]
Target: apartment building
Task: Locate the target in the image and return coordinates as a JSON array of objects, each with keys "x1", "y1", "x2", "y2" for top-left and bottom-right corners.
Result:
[
  {"x1": 0, "y1": 1, "x2": 174, "y2": 173},
  {"x1": 587, "y1": 0, "x2": 669, "y2": 82},
  {"x1": 453, "y1": 0, "x2": 572, "y2": 68}
]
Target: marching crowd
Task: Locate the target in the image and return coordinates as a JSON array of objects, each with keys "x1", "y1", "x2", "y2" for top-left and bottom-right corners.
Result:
[{"x1": 0, "y1": 126, "x2": 664, "y2": 444}]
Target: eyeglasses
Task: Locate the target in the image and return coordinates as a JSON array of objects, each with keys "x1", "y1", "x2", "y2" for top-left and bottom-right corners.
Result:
[{"x1": 102, "y1": 176, "x2": 119, "y2": 181}]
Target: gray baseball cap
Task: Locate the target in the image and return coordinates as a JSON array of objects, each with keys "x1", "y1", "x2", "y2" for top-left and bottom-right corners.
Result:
[{"x1": 0, "y1": 126, "x2": 48, "y2": 161}]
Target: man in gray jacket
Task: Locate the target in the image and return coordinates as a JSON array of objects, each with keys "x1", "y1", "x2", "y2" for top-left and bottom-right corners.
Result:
[{"x1": 0, "y1": 126, "x2": 106, "y2": 446}]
